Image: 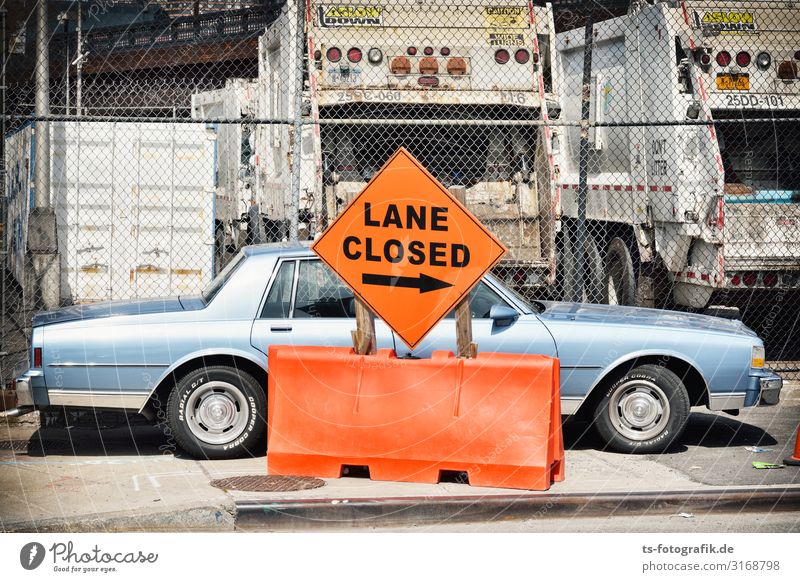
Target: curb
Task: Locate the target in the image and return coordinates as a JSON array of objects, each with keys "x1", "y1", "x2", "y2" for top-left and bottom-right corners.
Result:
[
  {"x1": 3, "y1": 504, "x2": 235, "y2": 533},
  {"x1": 235, "y1": 487, "x2": 800, "y2": 531}
]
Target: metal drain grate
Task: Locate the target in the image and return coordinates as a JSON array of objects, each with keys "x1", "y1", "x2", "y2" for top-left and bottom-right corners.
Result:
[{"x1": 210, "y1": 475, "x2": 325, "y2": 492}]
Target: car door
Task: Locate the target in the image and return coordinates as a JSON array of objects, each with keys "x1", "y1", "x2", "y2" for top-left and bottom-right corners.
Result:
[
  {"x1": 402, "y1": 280, "x2": 557, "y2": 359},
  {"x1": 250, "y1": 257, "x2": 395, "y2": 356}
]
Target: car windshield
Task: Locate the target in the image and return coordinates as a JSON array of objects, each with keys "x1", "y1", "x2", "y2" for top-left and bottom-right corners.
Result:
[
  {"x1": 201, "y1": 252, "x2": 246, "y2": 303},
  {"x1": 490, "y1": 277, "x2": 538, "y2": 314}
]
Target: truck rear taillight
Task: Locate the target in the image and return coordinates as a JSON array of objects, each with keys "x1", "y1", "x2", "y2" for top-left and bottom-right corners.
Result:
[
  {"x1": 495, "y1": 49, "x2": 510, "y2": 64},
  {"x1": 418, "y1": 76, "x2": 439, "y2": 87},
  {"x1": 764, "y1": 273, "x2": 778, "y2": 287},
  {"x1": 326, "y1": 47, "x2": 341, "y2": 62},
  {"x1": 731, "y1": 274, "x2": 741, "y2": 286},
  {"x1": 756, "y1": 52, "x2": 771, "y2": 70},
  {"x1": 743, "y1": 272, "x2": 758, "y2": 286},
  {"x1": 735, "y1": 51, "x2": 751, "y2": 67},
  {"x1": 777, "y1": 61, "x2": 798, "y2": 80},
  {"x1": 515, "y1": 49, "x2": 530, "y2": 64},
  {"x1": 440, "y1": 47, "x2": 450, "y2": 56},
  {"x1": 33, "y1": 348, "x2": 42, "y2": 368},
  {"x1": 390, "y1": 56, "x2": 411, "y2": 75},
  {"x1": 716, "y1": 51, "x2": 731, "y2": 66},
  {"x1": 347, "y1": 48, "x2": 362, "y2": 63},
  {"x1": 407, "y1": 46, "x2": 417, "y2": 56},
  {"x1": 423, "y1": 46, "x2": 434, "y2": 56},
  {"x1": 419, "y1": 57, "x2": 438, "y2": 75},
  {"x1": 446, "y1": 57, "x2": 467, "y2": 75}
]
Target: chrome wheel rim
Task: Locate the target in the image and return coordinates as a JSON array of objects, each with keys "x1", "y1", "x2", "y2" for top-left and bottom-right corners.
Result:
[
  {"x1": 608, "y1": 379, "x2": 670, "y2": 441},
  {"x1": 185, "y1": 381, "x2": 249, "y2": 445}
]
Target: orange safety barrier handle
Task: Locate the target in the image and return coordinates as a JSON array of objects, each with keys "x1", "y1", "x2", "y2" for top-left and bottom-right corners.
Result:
[{"x1": 267, "y1": 346, "x2": 563, "y2": 491}]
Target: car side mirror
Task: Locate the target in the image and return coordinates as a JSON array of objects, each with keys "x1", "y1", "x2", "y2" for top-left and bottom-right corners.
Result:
[{"x1": 489, "y1": 305, "x2": 518, "y2": 327}]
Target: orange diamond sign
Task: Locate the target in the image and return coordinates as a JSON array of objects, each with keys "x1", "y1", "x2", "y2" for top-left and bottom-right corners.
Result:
[{"x1": 312, "y1": 147, "x2": 507, "y2": 349}]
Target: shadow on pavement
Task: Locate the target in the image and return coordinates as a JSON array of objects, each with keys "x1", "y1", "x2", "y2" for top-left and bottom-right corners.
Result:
[{"x1": 561, "y1": 411, "x2": 778, "y2": 454}]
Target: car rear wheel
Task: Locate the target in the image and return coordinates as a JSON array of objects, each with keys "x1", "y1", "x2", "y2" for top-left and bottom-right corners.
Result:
[
  {"x1": 593, "y1": 364, "x2": 690, "y2": 453},
  {"x1": 167, "y1": 365, "x2": 266, "y2": 459},
  {"x1": 605, "y1": 237, "x2": 637, "y2": 306}
]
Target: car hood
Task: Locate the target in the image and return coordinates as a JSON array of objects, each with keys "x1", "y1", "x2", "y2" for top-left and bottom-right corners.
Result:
[
  {"x1": 536, "y1": 301, "x2": 758, "y2": 337},
  {"x1": 31, "y1": 296, "x2": 204, "y2": 327}
]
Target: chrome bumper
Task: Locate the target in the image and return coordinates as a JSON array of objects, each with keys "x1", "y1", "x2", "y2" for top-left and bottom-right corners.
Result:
[
  {"x1": 13, "y1": 369, "x2": 47, "y2": 408},
  {"x1": 758, "y1": 371, "x2": 783, "y2": 406}
]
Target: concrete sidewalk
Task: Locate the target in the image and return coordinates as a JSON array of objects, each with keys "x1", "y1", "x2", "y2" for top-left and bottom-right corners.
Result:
[{"x1": 1, "y1": 384, "x2": 798, "y2": 532}]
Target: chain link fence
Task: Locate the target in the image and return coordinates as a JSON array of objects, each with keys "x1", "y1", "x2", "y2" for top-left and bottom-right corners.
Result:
[{"x1": 2, "y1": 0, "x2": 799, "y2": 386}]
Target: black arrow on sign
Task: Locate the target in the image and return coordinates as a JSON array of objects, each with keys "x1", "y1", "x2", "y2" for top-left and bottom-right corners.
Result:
[{"x1": 362, "y1": 272, "x2": 453, "y2": 294}]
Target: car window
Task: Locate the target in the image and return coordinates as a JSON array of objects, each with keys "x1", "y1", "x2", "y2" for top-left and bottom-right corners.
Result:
[
  {"x1": 445, "y1": 282, "x2": 510, "y2": 319},
  {"x1": 261, "y1": 260, "x2": 296, "y2": 318},
  {"x1": 294, "y1": 260, "x2": 355, "y2": 318}
]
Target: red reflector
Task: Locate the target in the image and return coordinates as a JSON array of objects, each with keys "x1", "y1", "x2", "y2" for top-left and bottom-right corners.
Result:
[
  {"x1": 732, "y1": 274, "x2": 741, "y2": 286},
  {"x1": 313, "y1": 49, "x2": 321, "y2": 61},
  {"x1": 686, "y1": 272, "x2": 696, "y2": 279},
  {"x1": 407, "y1": 46, "x2": 417, "y2": 56},
  {"x1": 495, "y1": 49, "x2": 510, "y2": 64},
  {"x1": 418, "y1": 76, "x2": 440, "y2": 87},
  {"x1": 347, "y1": 47, "x2": 362, "y2": 63},
  {"x1": 736, "y1": 51, "x2": 751, "y2": 67},
  {"x1": 418, "y1": 56, "x2": 439, "y2": 75},
  {"x1": 513, "y1": 269, "x2": 526, "y2": 285},
  {"x1": 390, "y1": 56, "x2": 412, "y2": 75},
  {"x1": 700, "y1": 53, "x2": 712, "y2": 66},
  {"x1": 446, "y1": 57, "x2": 467, "y2": 75},
  {"x1": 34, "y1": 347, "x2": 42, "y2": 368},
  {"x1": 326, "y1": 47, "x2": 341, "y2": 62},
  {"x1": 514, "y1": 49, "x2": 530, "y2": 64},
  {"x1": 716, "y1": 51, "x2": 731, "y2": 66},
  {"x1": 423, "y1": 46, "x2": 434, "y2": 56},
  {"x1": 764, "y1": 273, "x2": 778, "y2": 287},
  {"x1": 440, "y1": 47, "x2": 450, "y2": 56},
  {"x1": 743, "y1": 272, "x2": 758, "y2": 286},
  {"x1": 335, "y1": 165, "x2": 355, "y2": 172}
]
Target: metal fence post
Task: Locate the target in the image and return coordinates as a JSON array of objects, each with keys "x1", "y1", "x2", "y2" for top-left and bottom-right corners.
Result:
[
  {"x1": 289, "y1": 0, "x2": 305, "y2": 243},
  {"x1": 574, "y1": 10, "x2": 595, "y2": 303}
]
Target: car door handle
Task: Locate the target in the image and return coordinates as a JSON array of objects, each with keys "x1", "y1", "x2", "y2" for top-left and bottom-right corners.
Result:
[{"x1": 270, "y1": 325, "x2": 293, "y2": 332}]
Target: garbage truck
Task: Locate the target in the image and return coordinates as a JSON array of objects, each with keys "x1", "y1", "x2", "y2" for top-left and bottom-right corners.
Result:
[
  {"x1": 249, "y1": 0, "x2": 563, "y2": 292},
  {"x1": 555, "y1": 0, "x2": 800, "y2": 309}
]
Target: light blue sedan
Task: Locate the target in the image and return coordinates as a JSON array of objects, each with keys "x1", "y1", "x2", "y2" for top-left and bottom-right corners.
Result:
[{"x1": 12, "y1": 244, "x2": 782, "y2": 458}]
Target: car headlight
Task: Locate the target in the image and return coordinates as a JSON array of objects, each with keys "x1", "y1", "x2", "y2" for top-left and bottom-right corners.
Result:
[{"x1": 752, "y1": 346, "x2": 765, "y2": 368}]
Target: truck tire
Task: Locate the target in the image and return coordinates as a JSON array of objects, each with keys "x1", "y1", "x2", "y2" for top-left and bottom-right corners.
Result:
[
  {"x1": 592, "y1": 364, "x2": 690, "y2": 454},
  {"x1": 166, "y1": 365, "x2": 266, "y2": 459},
  {"x1": 558, "y1": 230, "x2": 607, "y2": 303},
  {"x1": 605, "y1": 237, "x2": 637, "y2": 306}
]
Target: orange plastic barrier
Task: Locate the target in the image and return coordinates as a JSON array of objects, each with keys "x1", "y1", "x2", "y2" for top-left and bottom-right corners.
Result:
[
  {"x1": 786, "y1": 424, "x2": 800, "y2": 466},
  {"x1": 267, "y1": 346, "x2": 563, "y2": 490}
]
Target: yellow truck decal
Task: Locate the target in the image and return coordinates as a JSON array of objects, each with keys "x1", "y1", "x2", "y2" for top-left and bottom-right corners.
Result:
[
  {"x1": 318, "y1": 5, "x2": 382, "y2": 27},
  {"x1": 693, "y1": 10, "x2": 757, "y2": 34}
]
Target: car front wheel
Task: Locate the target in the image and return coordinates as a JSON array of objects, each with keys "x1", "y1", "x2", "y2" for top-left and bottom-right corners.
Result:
[
  {"x1": 593, "y1": 364, "x2": 690, "y2": 454},
  {"x1": 167, "y1": 365, "x2": 266, "y2": 459}
]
